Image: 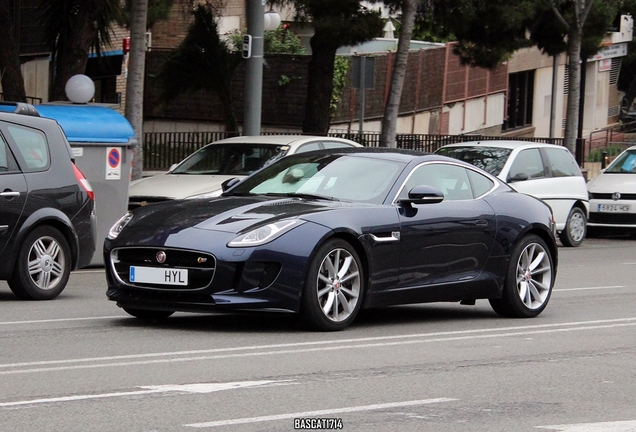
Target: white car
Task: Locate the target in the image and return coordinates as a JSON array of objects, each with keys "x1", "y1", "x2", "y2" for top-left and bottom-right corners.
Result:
[
  {"x1": 436, "y1": 140, "x2": 589, "y2": 247},
  {"x1": 587, "y1": 145, "x2": 636, "y2": 234},
  {"x1": 129, "y1": 135, "x2": 361, "y2": 209}
]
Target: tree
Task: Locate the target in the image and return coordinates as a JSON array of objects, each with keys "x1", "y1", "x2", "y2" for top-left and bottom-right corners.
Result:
[
  {"x1": 38, "y1": 0, "x2": 124, "y2": 101},
  {"x1": 273, "y1": 0, "x2": 384, "y2": 134},
  {"x1": 378, "y1": 0, "x2": 418, "y2": 148},
  {"x1": 154, "y1": 4, "x2": 243, "y2": 133},
  {"x1": 126, "y1": 0, "x2": 149, "y2": 181},
  {"x1": 0, "y1": 0, "x2": 27, "y2": 101}
]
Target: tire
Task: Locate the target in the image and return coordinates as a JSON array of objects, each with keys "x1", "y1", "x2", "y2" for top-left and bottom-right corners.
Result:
[
  {"x1": 559, "y1": 206, "x2": 586, "y2": 247},
  {"x1": 122, "y1": 307, "x2": 174, "y2": 320},
  {"x1": 301, "y1": 239, "x2": 364, "y2": 331},
  {"x1": 8, "y1": 226, "x2": 71, "y2": 300},
  {"x1": 489, "y1": 234, "x2": 554, "y2": 318}
]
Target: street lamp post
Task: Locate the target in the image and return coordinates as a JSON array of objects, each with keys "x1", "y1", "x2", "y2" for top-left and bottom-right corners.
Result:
[{"x1": 244, "y1": 1, "x2": 280, "y2": 136}]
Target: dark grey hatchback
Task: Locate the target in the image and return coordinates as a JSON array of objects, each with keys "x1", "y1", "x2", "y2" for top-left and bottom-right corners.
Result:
[{"x1": 0, "y1": 102, "x2": 96, "y2": 299}]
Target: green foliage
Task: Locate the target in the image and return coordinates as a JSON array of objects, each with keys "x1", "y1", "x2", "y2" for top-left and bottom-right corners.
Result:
[
  {"x1": 330, "y1": 56, "x2": 350, "y2": 118},
  {"x1": 228, "y1": 26, "x2": 306, "y2": 54}
]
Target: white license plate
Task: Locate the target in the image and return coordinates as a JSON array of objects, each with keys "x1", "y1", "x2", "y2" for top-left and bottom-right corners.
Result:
[
  {"x1": 129, "y1": 266, "x2": 188, "y2": 286},
  {"x1": 597, "y1": 204, "x2": 631, "y2": 213}
]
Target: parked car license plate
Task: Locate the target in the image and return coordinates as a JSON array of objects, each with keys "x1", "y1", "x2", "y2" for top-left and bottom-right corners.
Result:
[
  {"x1": 597, "y1": 204, "x2": 631, "y2": 213},
  {"x1": 129, "y1": 266, "x2": 188, "y2": 286}
]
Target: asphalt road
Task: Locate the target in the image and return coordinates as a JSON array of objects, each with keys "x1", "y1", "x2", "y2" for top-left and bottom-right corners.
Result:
[{"x1": 1, "y1": 236, "x2": 635, "y2": 432}]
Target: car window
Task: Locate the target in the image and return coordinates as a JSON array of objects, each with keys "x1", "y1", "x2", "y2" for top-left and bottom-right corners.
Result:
[
  {"x1": 467, "y1": 169, "x2": 495, "y2": 197},
  {"x1": 0, "y1": 133, "x2": 19, "y2": 173},
  {"x1": 294, "y1": 142, "x2": 321, "y2": 154},
  {"x1": 436, "y1": 146, "x2": 512, "y2": 176},
  {"x1": 543, "y1": 147, "x2": 581, "y2": 177},
  {"x1": 172, "y1": 144, "x2": 284, "y2": 175},
  {"x1": 7, "y1": 124, "x2": 49, "y2": 172},
  {"x1": 322, "y1": 141, "x2": 355, "y2": 149},
  {"x1": 508, "y1": 148, "x2": 544, "y2": 180},
  {"x1": 398, "y1": 163, "x2": 473, "y2": 201},
  {"x1": 605, "y1": 149, "x2": 636, "y2": 173}
]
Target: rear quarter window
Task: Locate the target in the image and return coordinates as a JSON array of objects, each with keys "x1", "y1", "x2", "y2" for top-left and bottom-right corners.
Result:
[{"x1": 7, "y1": 124, "x2": 50, "y2": 172}]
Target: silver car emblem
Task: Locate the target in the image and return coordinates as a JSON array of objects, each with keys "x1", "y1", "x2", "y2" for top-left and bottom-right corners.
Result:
[
  {"x1": 612, "y1": 192, "x2": 621, "y2": 201},
  {"x1": 156, "y1": 251, "x2": 167, "y2": 263}
]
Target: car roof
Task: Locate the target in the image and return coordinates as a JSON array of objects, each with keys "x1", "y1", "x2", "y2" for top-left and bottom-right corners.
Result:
[
  {"x1": 441, "y1": 140, "x2": 564, "y2": 150},
  {"x1": 208, "y1": 135, "x2": 361, "y2": 148}
]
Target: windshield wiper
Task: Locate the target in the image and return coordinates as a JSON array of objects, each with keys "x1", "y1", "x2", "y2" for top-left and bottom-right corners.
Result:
[{"x1": 263, "y1": 192, "x2": 339, "y2": 201}]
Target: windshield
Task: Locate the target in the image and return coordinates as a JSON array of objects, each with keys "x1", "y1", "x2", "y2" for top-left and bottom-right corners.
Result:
[
  {"x1": 171, "y1": 143, "x2": 286, "y2": 175},
  {"x1": 226, "y1": 153, "x2": 406, "y2": 204},
  {"x1": 605, "y1": 149, "x2": 636, "y2": 174},
  {"x1": 436, "y1": 146, "x2": 512, "y2": 176}
]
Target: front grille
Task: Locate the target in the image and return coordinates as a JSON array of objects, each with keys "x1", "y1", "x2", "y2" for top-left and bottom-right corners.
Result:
[
  {"x1": 588, "y1": 213, "x2": 636, "y2": 225},
  {"x1": 590, "y1": 193, "x2": 636, "y2": 200},
  {"x1": 111, "y1": 247, "x2": 216, "y2": 290}
]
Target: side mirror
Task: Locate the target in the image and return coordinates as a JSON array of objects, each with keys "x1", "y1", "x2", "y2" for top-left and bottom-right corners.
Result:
[
  {"x1": 507, "y1": 173, "x2": 529, "y2": 183},
  {"x1": 398, "y1": 185, "x2": 445, "y2": 205},
  {"x1": 221, "y1": 177, "x2": 241, "y2": 192}
]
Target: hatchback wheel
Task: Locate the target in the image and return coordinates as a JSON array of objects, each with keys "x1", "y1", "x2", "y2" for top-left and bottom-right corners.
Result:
[
  {"x1": 490, "y1": 234, "x2": 554, "y2": 318},
  {"x1": 302, "y1": 239, "x2": 364, "y2": 331},
  {"x1": 8, "y1": 226, "x2": 71, "y2": 300},
  {"x1": 559, "y1": 206, "x2": 586, "y2": 247}
]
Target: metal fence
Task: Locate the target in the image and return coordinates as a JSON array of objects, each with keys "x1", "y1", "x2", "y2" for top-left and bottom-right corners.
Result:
[{"x1": 142, "y1": 131, "x2": 577, "y2": 171}]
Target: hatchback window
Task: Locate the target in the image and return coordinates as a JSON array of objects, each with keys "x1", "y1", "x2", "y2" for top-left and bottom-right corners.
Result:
[
  {"x1": 543, "y1": 147, "x2": 581, "y2": 177},
  {"x1": 295, "y1": 142, "x2": 321, "y2": 153},
  {"x1": 171, "y1": 144, "x2": 284, "y2": 175},
  {"x1": 508, "y1": 148, "x2": 544, "y2": 180},
  {"x1": 436, "y1": 146, "x2": 512, "y2": 176},
  {"x1": 322, "y1": 141, "x2": 355, "y2": 149},
  {"x1": 8, "y1": 125, "x2": 49, "y2": 171}
]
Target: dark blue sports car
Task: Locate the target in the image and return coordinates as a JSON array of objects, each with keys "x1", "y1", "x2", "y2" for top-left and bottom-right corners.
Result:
[{"x1": 104, "y1": 148, "x2": 558, "y2": 331}]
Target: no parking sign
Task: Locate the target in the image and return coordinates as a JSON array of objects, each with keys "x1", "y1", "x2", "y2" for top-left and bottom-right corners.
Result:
[{"x1": 106, "y1": 147, "x2": 121, "y2": 180}]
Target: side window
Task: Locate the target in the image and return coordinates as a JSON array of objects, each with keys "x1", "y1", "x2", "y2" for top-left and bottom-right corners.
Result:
[
  {"x1": 399, "y1": 163, "x2": 473, "y2": 201},
  {"x1": 543, "y1": 147, "x2": 581, "y2": 177},
  {"x1": 467, "y1": 169, "x2": 495, "y2": 197},
  {"x1": 508, "y1": 148, "x2": 544, "y2": 181},
  {"x1": 0, "y1": 133, "x2": 19, "y2": 173},
  {"x1": 294, "y1": 142, "x2": 321, "y2": 154},
  {"x1": 322, "y1": 141, "x2": 355, "y2": 149},
  {"x1": 7, "y1": 125, "x2": 49, "y2": 171}
]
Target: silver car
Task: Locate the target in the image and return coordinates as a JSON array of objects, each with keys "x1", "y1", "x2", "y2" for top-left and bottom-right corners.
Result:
[
  {"x1": 128, "y1": 135, "x2": 361, "y2": 209},
  {"x1": 587, "y1": 145, "x2": 636, "y2": 235}
]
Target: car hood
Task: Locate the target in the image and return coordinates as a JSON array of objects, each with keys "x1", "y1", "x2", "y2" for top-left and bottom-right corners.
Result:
[
  {"x1": 129, "y1": 173, "x2": 246, "y2": 199},
  {"x1": 128, "y1": 195, "x2": 358, "y2": 234},
  {"x1": 588, "y1": 173, "x2": 636, "y2": 193}
]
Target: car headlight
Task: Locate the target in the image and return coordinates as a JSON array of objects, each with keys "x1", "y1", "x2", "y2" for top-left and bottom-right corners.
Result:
[
  {"x1": 185, "y1": 188, "x2": 223, "y2": 200},
  {"x1": 107, "y1": 212, "x2": 133, "y2": 239},
  {"x1": 228, "y1": 219, "x2": 305, "y2": 247}
]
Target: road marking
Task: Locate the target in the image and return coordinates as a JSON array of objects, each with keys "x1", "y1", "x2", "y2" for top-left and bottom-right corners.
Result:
[
  {"x1": 1, "y1": 318, "x2": 636, "y2": 375},
  {"x1": 0, "y1": 380, "x2": 279, "y2": 408},
  {"x1": 536, "y1": 420, "x2": 636, "y2": 431},
  {"x1": 555, "y1": 285, "x2": 626, "y2": 292},
  {"x1": 0, "y1": 316, "x2": 124, "y2": 326},
  {"x1": 185, "y1": 398, "x2": 457, "y2": 428}
]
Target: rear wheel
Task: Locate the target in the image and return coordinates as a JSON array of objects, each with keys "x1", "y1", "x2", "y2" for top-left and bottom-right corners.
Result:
[
  {"x1": 301, "y1": 239, "x2": 364, "y2": 331},
  {"x1": 122, "y1": 307, "x2": 174, "y2": 320},
  {"x1": 489, "y1": 234, "x2": 554, "y2": 318},
  {"x1": 8, "y1": 226, "x2": 71, "y2": 300},
  {"x1": 559, "y1": 206, "x2": 586, "y2": 247}
]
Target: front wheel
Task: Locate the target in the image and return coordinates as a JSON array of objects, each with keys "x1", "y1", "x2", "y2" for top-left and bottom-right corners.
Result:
[
  {"x1": 8, "y1": 226, "x2": 71, "y2": 300},
  {"x1": 301, "y1": 239, "x2": 364, "y2": 331},
  {"x1": 559, "y1": 207, "x2": 586, "y2": 247},
  {"x1": 489, "y1": 234, "x2": 554, "y2": 318},
  {"x1": 122, "y1": 307, "x2": 174, "y2": 320}
]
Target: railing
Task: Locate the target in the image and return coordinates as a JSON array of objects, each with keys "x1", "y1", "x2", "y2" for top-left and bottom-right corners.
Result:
[
  {"x1": 0, "y1": 93, "x2": 43, "y2": 105},
  {"x1": 142, "y1": 131, "x2": 575, "y2": 171}
]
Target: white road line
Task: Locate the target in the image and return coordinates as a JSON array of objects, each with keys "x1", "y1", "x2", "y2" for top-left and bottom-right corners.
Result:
[
  {"x1": 0, "y1": 316, "x2": 124, "y2": 326},
  {"x1": 1, "y1": 318, "x2": 636, "y2": 375},
  {"x1": 185, "y1": 398, "x2": 458, "y2": 428},
  {"x1": 0, "y1": 380, "x2": 279, "y2": 408},
  {"x1": 536, "y1": 420, "x2": 636, "y2": 431},
  {"x1": 555, "y1": 285, "x2": 626, "y2": 292}
]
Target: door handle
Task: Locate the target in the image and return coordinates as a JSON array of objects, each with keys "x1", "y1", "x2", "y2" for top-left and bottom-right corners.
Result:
[
  {"x1": 474, "y1": 220, "x2": 488, "y2": 227},
  {"x1": 1, "y1": 191, "x2": 20, "y2": 198}
]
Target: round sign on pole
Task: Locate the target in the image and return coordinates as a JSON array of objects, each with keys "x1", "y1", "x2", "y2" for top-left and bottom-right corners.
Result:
[{"x1": 106, "y1": 147, "x2": 122, "y2": 180}]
